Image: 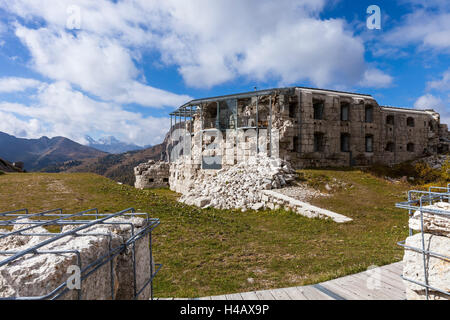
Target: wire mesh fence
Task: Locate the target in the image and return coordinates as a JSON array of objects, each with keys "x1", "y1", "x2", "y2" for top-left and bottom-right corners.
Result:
[{"x1": 0, "y1": 208, "x2": 161, "y2": 300}]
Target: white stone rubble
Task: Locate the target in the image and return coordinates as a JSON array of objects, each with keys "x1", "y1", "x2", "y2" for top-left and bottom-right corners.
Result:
[
  {"x1": 403, "y1": 233, "x2": 450, "y2": 300},
  {"x1": 179, "y1": 156, "x2": 297, "y2": 210},
  {"x1": 409, "y1": 202, "x2": 450, "y2": 237},
  {"x1": 413, "y1": 154, "x2": 449, "y2": 170}
]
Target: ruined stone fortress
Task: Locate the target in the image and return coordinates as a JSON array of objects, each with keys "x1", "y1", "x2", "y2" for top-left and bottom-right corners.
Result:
[
  {"x1": 153, "y1": 87, "x2": 448, "y2": 192},
  {"x1": 135, "y1": 87, "x2": 450, "y2": 191}
]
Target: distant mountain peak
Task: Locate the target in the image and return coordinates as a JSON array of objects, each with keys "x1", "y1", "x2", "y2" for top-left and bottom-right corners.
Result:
[{"x1": 84, "y1": 135, "x2": 144, "y2": 154}]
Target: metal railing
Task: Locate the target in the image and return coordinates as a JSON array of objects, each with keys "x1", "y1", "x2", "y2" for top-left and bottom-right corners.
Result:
[
  {"x1": 0, "y1": 208, "x2": 161, "y2": 300},
  {"x1": 396, "y1": 183, "x2": 450, "y2": 300}
]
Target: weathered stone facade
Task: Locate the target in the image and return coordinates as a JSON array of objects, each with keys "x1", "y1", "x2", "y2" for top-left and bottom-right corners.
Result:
[
  {"x1": 167, "y1": 87, "x2": 449, "y2": 193},
  {"x1": 134, "y1": 160, "x2": 170, "y2": 189}
]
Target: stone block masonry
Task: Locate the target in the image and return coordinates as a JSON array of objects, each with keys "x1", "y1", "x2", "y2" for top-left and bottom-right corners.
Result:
[
  {"x1": 0, "y1": 216, "x2": 154, "y2": 300},
  {"x1": 135, "y1": 160, "x2": 170, "y2": 189},
  {"x1": 402, "y1": 202, "x2": 450, "y2": 300},
  {"x1": 169, "y1": 87, "x2": 449, "y2": 171},
  {"x1": 166, "y1": 87, "x2": 449, "y2": 208}
]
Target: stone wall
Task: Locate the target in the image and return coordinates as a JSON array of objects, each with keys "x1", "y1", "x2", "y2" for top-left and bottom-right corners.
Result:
[
  {"x1": 168, "y1": 88, "x2": 448, "y2": 189},
  {"x1": 402, "y1": 202, "x2": 450, "y2": 300},
  {"x1": 175, "y1": 155, "x2": 297, "y2": 210},
  {"x1": 0, "y1": 217, "x2": 153, "y2": 300},
  {"x1": 134, "y1": 160, "x2": 170, "y2": 189},
  {"x1": 167, "y1": 88, "x2": 448, "y2": 195}
]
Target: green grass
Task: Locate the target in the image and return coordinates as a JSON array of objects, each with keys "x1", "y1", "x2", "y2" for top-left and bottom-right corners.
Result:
[{"x1": 0, "y1": 170, "x2": 434, "y2": 298}]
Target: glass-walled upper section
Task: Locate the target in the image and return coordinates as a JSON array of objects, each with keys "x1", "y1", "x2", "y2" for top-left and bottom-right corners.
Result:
[{"x1": 202, "y1": 96, "x2": 271, "y2": 130}]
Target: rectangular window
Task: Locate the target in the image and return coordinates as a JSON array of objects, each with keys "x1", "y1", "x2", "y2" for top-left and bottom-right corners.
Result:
[
  {"x1": 293, "y1": 136, "x2": 300, "y2": 153},
  {"x1": 365, "y1": 106, "x2": 373, "y2": 123},
  {"x1": 341, "y1": 133, "x2": 350, "y2": 152},
  {"x1": 289, "y1": 102, "x2": 297, "y2": 118},
  {"x1": 386, "y1": 115, "x2": 395, "y2": 125},
  {"x1": 341, "y1": 103, "x2": 349, "y2": 121},
  {"x1": 365, "y1": 135, "x2": 374, "y2": 153},
  {"x1": 313, "y1": 100, "x2": 324, "y2": 120},
  {"x1": 314, "y1": 132, "x2": 325, "y2": 152}
]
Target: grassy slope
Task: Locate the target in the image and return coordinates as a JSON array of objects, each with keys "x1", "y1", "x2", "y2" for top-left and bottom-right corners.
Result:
[
  {"x1": 44, "y1": 143, "x2": 166, "y2": 186},
  {"x1": 0, "y1": 170, "x2": 433, "y2": 298}
]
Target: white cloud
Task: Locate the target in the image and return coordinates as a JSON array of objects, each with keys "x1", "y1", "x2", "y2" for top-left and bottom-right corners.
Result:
[
  {"x1": 359, "y1": 69, "x2": 394, "y2": 88},
  {"x1": 384, "y1": 6, "x2": 450, "y2": 52},
  {"x1": 150, "y1": 0, "x2": 367, "y2": 88},
  {"x1": 414, "y1": 93, "x2": 450, "y2": 125},
  {"x1": 237, "y1": 18, "x2": 366, "y2": 88},
  {"x1": 0, "y1": 82, "x2": 170, "y2": 146},
  {"x1": 14, "y1": 26, "x2": 190, "y2": 108},
  {"x1": 428, "y1": 69, "x2": 450, "y2": 91},
  {"x1": 0, "y1": 110, "x2": 44, "y2": 138},
  {"x1": 2, "y1": 0, "x2": 379, "y2": 90},
  {"x1": 414, "y1": 93, "x2": 444, "y2": 110},
  {"x1": 0, "y1": 77, "x2": 42, "y2": 92}
]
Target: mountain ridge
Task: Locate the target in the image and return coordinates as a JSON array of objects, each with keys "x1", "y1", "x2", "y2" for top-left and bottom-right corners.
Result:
[
  {"x1": 0, "y1": 132, "x2": 107, "y2": 171},
  {"x1": 85, "y1": 135, "x2": 147, "y2": 154}
]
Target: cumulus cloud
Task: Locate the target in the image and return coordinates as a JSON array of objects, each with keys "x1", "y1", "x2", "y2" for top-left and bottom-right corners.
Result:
[
  {"x1": 148, "y1": 0, "x2": 368, "y2": 88},
  {"x1": 0, "y1": 82, "x2": 170, "y2": 146},
  {"x1": 0, "y1": 77, "x2": 42, "y2": 92},
  {"x1": 359, "y1": 68, "x2": 394, "y2": 88},
  {"x1": 384, "y1": 3, "x2": 450, "y2": 52},
  {"x1": 414, "y1": 93, "x2": 450, "y2": 125},
  {"x1": 428, "y1": 69, "x2": 450, "y2": 91},
  {"x1": 2, "y1": 0, "x2": 381, "y2": 90},
  {"x1": 14, "y1": 26, "x2": 190, "y2": 108}
]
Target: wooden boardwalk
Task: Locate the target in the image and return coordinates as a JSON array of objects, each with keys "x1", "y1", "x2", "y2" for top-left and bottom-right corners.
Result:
[{"x1": 158, "y1": 262, "x2": 405, "y2": 300}]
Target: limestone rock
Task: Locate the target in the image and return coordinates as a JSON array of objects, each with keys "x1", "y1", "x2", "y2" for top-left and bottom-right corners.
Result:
[
  {"x1": 402, "y1": 233, "x2": 450, "y2": 300},
  {"x1": 409, "y1": 202, "x2": 450, "y2": 236},
  {"x1": 0, "y1": 217, "x2": 153, "y2": 300},
  {"x1": 251, "y1": 203, "x2": 265, "y2": 211},
  {"x1": 177, "y1": 155, "x2": 296, "y2": 211}
]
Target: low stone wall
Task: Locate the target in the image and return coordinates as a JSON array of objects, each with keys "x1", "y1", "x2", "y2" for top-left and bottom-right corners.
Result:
[
  {"x1": 261, "y1": 190, "x2": 353, "y2": 223},
  {"x1": 134, "y1": 160, "x2": 170, "y2": 189},
  {"x1": 402, "y1": 202, "x2": 450, "y2": 300},
  {"x1": 0, "y1": 217, "x2": 153, "y2": 300}
]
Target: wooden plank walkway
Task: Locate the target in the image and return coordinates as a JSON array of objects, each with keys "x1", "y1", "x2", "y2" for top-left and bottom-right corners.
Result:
[{"x1": 156, "y1": 262, "x2": 405, "y2": 301}]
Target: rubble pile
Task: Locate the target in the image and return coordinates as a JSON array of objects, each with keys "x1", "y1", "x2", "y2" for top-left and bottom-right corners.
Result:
[
  {"x1": 413, "y1": 154, "x2": 449, "y2": 170},
  {"x1": 179, "y1": 156, "x2": 297, "y2": 210}
]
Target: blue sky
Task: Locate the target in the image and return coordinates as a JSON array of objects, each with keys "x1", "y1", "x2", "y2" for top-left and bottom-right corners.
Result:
[{"x1": 0, "y1": 0, "x2": 449, "y2": 146}]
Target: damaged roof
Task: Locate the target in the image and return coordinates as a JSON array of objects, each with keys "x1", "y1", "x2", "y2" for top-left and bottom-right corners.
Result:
[{"x1": 170, "y1": 86, "x2": 374, "y2": 116}]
